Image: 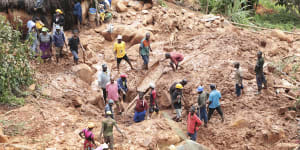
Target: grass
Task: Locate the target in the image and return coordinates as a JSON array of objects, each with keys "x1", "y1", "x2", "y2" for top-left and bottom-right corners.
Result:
[{"x1": 252, "y1": 0, "x2": 300, "y2": 31}]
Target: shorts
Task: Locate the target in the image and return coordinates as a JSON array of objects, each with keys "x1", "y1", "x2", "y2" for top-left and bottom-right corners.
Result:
[
  {"x1": 55, "y1": 47, "x2": 63, "y2": 56},
  {"x1": 117, "y1": 55, "x2": 130, "y2": 65}
]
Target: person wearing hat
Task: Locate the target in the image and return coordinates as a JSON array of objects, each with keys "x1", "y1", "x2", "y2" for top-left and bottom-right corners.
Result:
[
  {"x1": 105, "y1": 99, "x2": 114, "y2": 119},
  {"x1": 98, "y1": 64, "x2": 111, "y2": 104},
  {"x1": 134, "y1": 92, "x2": 149, "y2": 122},
  {"x1": 113, "y1": 35, "x2": 134, "y2": 71},
  {"x1": 79, "y1": 122, "x2": 97, "y2": 150},
  {"x1": 106, "y1": 77, "x2": 122, "y2": 115},
  {"x1": 145, "y1": 83, "x2": 159, "y2": 118},
  {"x1": 53, "y1": 25, "x2": 67, "y2": 63},
  {"x1": 172, "y1": 84, "x2": 184, "y2": 122},
  {"x1": 187, "y1": 106, "x2": 202, "y2": 141},
  {"x1": 255, "y1": 51, "x2": 267, "y2": 94},
  {"x1": 100, "y1": 111, "x2": 125, "y2": 150},
  {"x1": 139, "y1": 33, "x2": 152, "y2": 70},
  {"x1": 207, "y1": 84, "x2": 224, "y2": 123},
  {"x1": 169, "y1": 79, "x2": 188, "y2": 96},
  {"x1": 234, "y1": 62, "x2": 243, "y2": 97},
  {"x1": 117, "y1": 74, "x2": 128, "y2": 103},
  {"x1": 163, "y1": 52, "x2": 184, "y2": 71},
  {"x1": 68, "y1": 29, "x2": 85, "y2": 64},
  {"x1": 197, "y1": 86, "x2": 209, "y2": 127},
  {"x1": 39, "y1": 27, "x2": 52, "y2": 61},
  {"x1": 52, "y1": 9, "x2": 65, "y2": 33}
]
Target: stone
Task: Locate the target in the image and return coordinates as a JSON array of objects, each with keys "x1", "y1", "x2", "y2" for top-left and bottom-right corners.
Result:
[
  {"x1": 72, "y1": 64, "x2": 94, "y2": 85},
  {"x1": 101, "y1": 31, "x2": 115, "y2": 41},
  {"x1": 80, "y1": 104, "x2": 100, "y2": 116},
  {"x1": 278, "y1": 107, "x2": 288, "y2": 115},
  {"x1": 262, "y1": 126, "x2": 285, "y2": 144},
  {"x1": 143, "y1": 3, "x2": 153, "y2": 10},
  {"x1": 176, "y1": 140, "x2": 209, "y2": 150},
  {"x1": 41, "y1": 88, "x2": 51, "y2": 97},
  {"x1": 0, "y1": 133, "x2": 8, "y2": 143},
  {"x1": 271, "y1": 29, "x2": 292, "y2": 42},
  {"x1": 275, "y1": 143, "x2": 298, "y2": 150},
  {"x1": 133, "y1": 1, "x2": 144, "y2": 11},
  {"x1": 116, "y1": 1, "x2": 128, "y2": 12},
  {"x1": 142, "y1": 10, "x2": 149, "y2": 14},
  {"x1": 204, "y1": 22, "x2": 211, "y2": 28},
  {"x1": 72, "y1": 96, "x2": 83, "y2": 107},
  {"x1": 230, "y1": 119, "x2": 249, "y2": 128},
  {"x1": 28, "y1": 84, "x2": 36, "y2": 91},
  {"x1": 144, "y1": 15, "x2": 154, "y2": 25},
  {"x1": 160, "y1": 90, "x2": 172, "y2": 108}
]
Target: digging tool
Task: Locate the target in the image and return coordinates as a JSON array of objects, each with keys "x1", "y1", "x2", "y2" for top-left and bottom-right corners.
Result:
[{"x1": 80, "y1": 44, "x2": 86, "y2": 63}]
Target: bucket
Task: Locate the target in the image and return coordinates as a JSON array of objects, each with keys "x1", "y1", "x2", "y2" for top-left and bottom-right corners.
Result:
[{"x1": 89, "y1": 8, "x2": 96, "y2": 22}]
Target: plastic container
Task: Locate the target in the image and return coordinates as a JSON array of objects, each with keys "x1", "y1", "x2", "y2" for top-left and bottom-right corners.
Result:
[{"x1": 89, "y1": 8, "x2": 96, "y2": 22}]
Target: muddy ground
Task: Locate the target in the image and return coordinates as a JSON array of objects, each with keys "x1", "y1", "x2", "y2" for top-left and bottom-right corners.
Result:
[{"x1": 0, "y1": 1, "x2": 300, "y2": 150}]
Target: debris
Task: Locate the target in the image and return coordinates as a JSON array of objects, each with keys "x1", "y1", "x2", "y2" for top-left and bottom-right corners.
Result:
[{"x1": 72, "y1": 64, "x2": 94, "y2": 85}]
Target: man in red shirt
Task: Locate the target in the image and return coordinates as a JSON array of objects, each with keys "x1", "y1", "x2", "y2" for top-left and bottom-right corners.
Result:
[
  {"x1": 164, "y1": 52, "x2": 184, "y2": 71},
  {"x1": 187, "y1": 106, "x2": 202, "y2": 141},
  {"x1": 133, "y1": 92, "x2": 148, "y2": 123}
]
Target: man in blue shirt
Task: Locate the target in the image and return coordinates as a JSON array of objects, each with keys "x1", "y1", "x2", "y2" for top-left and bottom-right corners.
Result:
[
  {"x1": 53, "y1": 25, "x2": 67, "y2": 63},
  {"x1": 207, "y1": 84, "x2": 224, "y2": 123},
  {"x1": 73, "y1": 0, "x2": 82, "y2": 31}
]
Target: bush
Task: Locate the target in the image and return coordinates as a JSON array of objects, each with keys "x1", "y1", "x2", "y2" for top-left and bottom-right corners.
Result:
[{"x1": 0, "y1": 16, "x2": 34, "y2": 105}]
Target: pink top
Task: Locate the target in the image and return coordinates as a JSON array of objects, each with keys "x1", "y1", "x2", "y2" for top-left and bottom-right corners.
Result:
[
  {"x1": 106, "y1": 83, "x2": 119, "y2": 101},
  {"x1": 82, "y1": 129, "x2": 94, "y2": 139},
  {"x1": 170, "y1": 52, "x2": 184, "y2": 65}
]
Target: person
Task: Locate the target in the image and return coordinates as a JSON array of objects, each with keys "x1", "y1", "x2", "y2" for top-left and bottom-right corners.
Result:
[
  {"x1": 145, "y1": 83, "x2": 159, "y2": 118},
  {"x1": 26, "y1": 18, "x2": 36, "y2": 34},
  {"x1": 95, "y1": 0, "x2": 111, "y2": 24},
  {"x1": 100, "y1": 111, "x2": 125, "y2": 150},
  {"x1": 68, "y1": 29, "x2": 84, "y2": 64},
  {"x1": 139, "y1": 33, "x2": 152, "y2": 70},
  {"x1": 113, "y1": 35, "x2": 134, "y2": 71},
  {"x1": 197, "y1": 86, "x2": 209, "y2": 127},
  {"x1": 33, "y1": 0, "x2": 48, "y2": 27},
  {"x1": 35, "y1": 17, "x2": 44, "y2": 33},
  {"x1": 255, "y1": 51, "x2": 267, "y2": 94},
  {"x1": 187, "y1": 106, "x2": 202, "y2": 141},
  {"x1": 117, "y1": 74, "x2": 128, "y2": 102},
  {"x1": 98, "y1": 64, "x2": 111, "y2": 104},
  {"x1": 52, "y1": 9, "x2": 65, "y2": 33},
  {"x1": 234, "y1": 62, "x2": 243, "y2": 97},
  {"x1": 39, "y1": 27, "x2": 52, "y2": 61},
  {"x1": 207, "y1": 84, "x2": 224, "y2": 123},
  {"x1": 28, "y1": 26, "x2": 39, "y2": 55},
  {"x1": 79, "y1": 122, "x2": 97, "y2": 150},
  {"x1": 164, "y1": 52, "x2": 184, "y2": 71},
  {"x1": 105, "y1": 99, "x2": 114, "y2": 119},
  {"x1": 171, "y1": 84, "x2": 183, "y2": 122},
  {"x1": 169, "y1": 79, "x2": 188, "y2": 96},
  {"x1": 106, "y1": 77, "x2": 122, "y2": 115},
  {"x1": 133, "y1": 92, "x2": 148, "y2": 122},
  {"x1": 73, "y1": 0, "x2": 82, "y2": 30},
  {"x1": 53, "y1": 25, "x2": 67, "y2": 63}
]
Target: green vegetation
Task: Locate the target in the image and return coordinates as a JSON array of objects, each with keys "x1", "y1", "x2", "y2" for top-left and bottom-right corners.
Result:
[
  {"x1": 158, "y1": 0, "x2": 167, "y2": 7},
  {"x1": 197, "y1": 0, "x2": 300, "y2": 31},
  {"x1": 0, "y1": 16, "x2": 34, "y2": 105}
]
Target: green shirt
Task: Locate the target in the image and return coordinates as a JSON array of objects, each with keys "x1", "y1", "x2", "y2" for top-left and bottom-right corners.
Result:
[
  {"x1": 198, "y1": 91, "x2": 209, "y2": 108},
  {"x1": 102, "y1": 118, "x2": 116, "y2": 137},
  {"x1": 255, "y1": 57, "x2": 264, "y2": 74},
  {"x1": 140, "y1": 38, "x2": 150, "y2": 56}
]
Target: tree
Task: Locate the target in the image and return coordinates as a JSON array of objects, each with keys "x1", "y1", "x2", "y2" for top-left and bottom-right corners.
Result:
[
  {"x1": 276, "y1": 0, "x2": 300, "y2": 13},
  {"x1": 0, "y1": 16, "x2": 34, "y2": 105}
]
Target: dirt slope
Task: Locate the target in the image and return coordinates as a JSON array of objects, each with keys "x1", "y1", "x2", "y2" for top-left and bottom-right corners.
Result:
[{"x1": 1, "y1": 1, "x2": 299, "y2": 150}]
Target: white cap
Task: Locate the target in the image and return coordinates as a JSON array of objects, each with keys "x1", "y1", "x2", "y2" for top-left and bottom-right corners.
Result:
[
  {"x1": 149, "y1": 83, "x2": 155, "y2": 88},
  {"x1": 101, "y1": 143, "x2": 109, "y2": 149},
  {"x1": 56, "y1": 25, "x2": 61, "y2": 30},
  {"x1": 117, "y1": 35, "x2": 122, "y2": 40}
]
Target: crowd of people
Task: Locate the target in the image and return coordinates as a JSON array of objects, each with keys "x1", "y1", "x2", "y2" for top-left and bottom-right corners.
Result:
[{"x1": 24, "y1": 1, "x2": 268, "y2": 149}]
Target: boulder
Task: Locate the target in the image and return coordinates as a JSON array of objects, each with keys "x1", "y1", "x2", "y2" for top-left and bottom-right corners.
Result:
[
  {"x1": 230, "y1": 118, "x2": 249, "y2": 128},
  {"x1": 72, "y1": 96, "x2": 83, "y2": 107},
  {"x1": 101, "y1": 31, "x2": 115, "y2": 41},
  {"x1": 159, "y1": 90, "x2": 172, "y2": 108},
  {"x1": 275, "y1": 143, "x2": 298, "y2": 150},
  {"x1": 143, "y1": 3, "x2": 153, "y2": 10},
  {"x1": 143, "y1": 15, "x2": 154, "y2": 25},
  {"x1": 116, "y1": 1, "x2": 128, "y2": 12},
  {"x1": 133, "y1": 1, "x2": 144, "y2": 11},
  {"x1": 262, "y1": 126, "x2": 285, "y2": 144},
  {"x1": 271, "y1": 30, "x2": 292, "y2": 42},
  {"x1": 72, "y1": 64, "x2": 94, "y2": 85}
]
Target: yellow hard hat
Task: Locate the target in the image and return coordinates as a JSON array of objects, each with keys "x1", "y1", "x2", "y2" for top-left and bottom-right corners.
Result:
[
  {"x1": 56, "y1": 9, "x2": 63, "y2": 14},
  {"x1": 88, "y1": 122, "x2": 95, "y2": 129},
  {"x1": 175, "y1": 84, "x2": 183, "y2": 89}
]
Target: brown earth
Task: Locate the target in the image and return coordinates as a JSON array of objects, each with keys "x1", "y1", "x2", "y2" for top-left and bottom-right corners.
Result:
[{"x1": 0, "y1": 1, "x2": 300, "y2": 150}]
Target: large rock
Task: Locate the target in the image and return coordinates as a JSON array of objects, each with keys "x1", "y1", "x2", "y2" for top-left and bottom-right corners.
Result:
[
  {"x1": 143, "y1": 15, "x2": 154, "y2": 25},
  {"x1": 72, "y1": 64, "x2": 94, "y2": 85},
  {"x1": 101, "y1": 31, "x2": 116, "y2": 41},
  {"x1": 133, "y1": 1, "x2": 144, "y2": 11},
  {"x1": 262, "y1": 126, "x2": 285, "y2": 144},
  {"x1": 116, "y1": 1, "x2": 128, "y2": 12},
  {"x1": 87, "y1": 92, "x2": 105, "y2": 109},
  {"x1": 278, "y1": 106, "x2": 289, "y2": 115},
  {"x1": 271, "y1": 29, "x2": 292, "y2": 42},
  {"x1": 159, "y1": 90, "x2": 172, "y2": 108},
  {"x1": 72, "y1": 96, "x2": 83, "y2": 108}
]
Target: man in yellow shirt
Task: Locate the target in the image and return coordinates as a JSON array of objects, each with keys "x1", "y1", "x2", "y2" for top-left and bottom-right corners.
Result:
[{"x1": 114, "y1": 35, "x2": 134, "y2": 71}]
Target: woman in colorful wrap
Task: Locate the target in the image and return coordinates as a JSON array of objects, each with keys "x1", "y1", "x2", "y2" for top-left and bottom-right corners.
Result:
[
  {"x1": 39, "y1": 27, "x2": 52, "y2": 61},
  {"x1": 79, "y1": 122, "x2": 97, "y2": 150}
]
